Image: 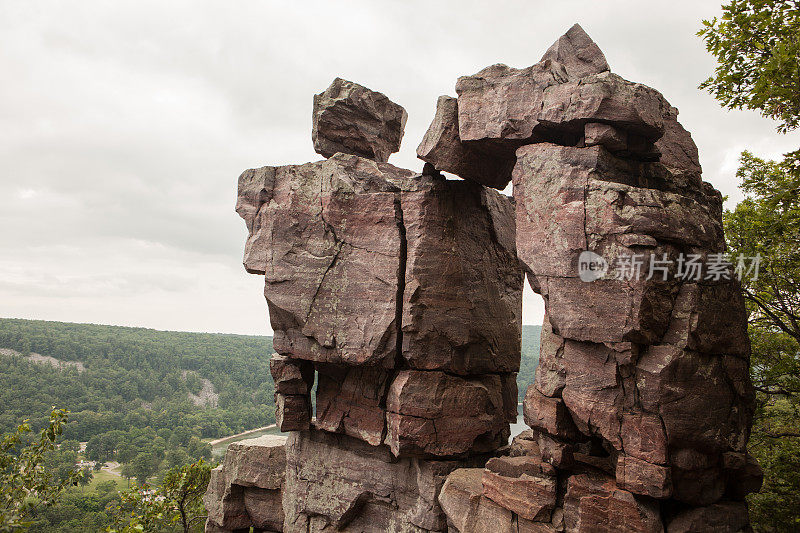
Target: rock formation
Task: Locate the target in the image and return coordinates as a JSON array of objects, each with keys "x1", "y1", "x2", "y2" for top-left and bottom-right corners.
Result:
[
  {"x1": 209, "y1": 22, "x2": 760, "y2": 533},
  {"x1": 421, "y1": 23, "x2": 760, "y2": 533},
  {"x1": 204, "y1": 435, "x2": 287, "y2": 533}
]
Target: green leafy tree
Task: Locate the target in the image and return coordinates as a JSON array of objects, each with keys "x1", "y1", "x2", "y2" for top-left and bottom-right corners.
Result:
[
  {"x1": 0, "y1": 409, "x2": 83, "y2": 531},
  {"x1": 701, "y1": 1, "x2": 800, "y2": 529},
  {"x1": 725, "y1": 153, "x2": 800, "y2": 530},
  {"x1": 109, "y1": 459, "x2": 211, "y2": 533},
  {"x1": 79, "y1": 465, "x2": 94, "y2": 491},
  {"x1": 699, "y1": 0, "x2": 800, "y2": 133}
]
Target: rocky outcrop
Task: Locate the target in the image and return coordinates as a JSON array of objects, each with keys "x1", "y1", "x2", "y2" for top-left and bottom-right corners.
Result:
[
  {"x1": 216, "y1": 23, "x2": 759, "y2": 533},
  {"x1": 418, "y1": 24, "x2": 759, "y2": 533},
  {"x1": 203, "y1": 435, "x2": 287, "y2": 533},
  {"x1": 229, "y1": 72, "x2": 522, "y2": 532}
]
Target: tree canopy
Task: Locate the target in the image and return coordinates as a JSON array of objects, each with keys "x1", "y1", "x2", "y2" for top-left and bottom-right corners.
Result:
[{"x1": 699, "y1": 0, "x2": 800, "y2": 133}]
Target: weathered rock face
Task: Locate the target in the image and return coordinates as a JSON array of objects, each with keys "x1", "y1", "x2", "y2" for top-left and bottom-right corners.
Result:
[
  {"x1": 385, "y1": 370, "x2": 514, "y2": 457},
  {"x1": 204, "y1": 435, "x2": 287, "y2": 533},
  {"x1": 416, "y1": 95, "x2": 516, "y2": 189},
  {"x1": 283, "y1": 429, "x2": 491, "y2": 533},
  {"x1": 233, "y1": 75, "x2": 522, "y2": 531},
  {"x1": 424, "y1": 24, "x2": 758, "y2": 533},
  {"x1": 220, "y1": 23, "x2": 759, "y2": 533},
  {"x1": 540, "y1": 23, "x2": 610, "y2": 79},
  {"x1": 238, "y1": 154, "x2": 521, "y2": 374},
  {"x1": 312, "y1": 77, "x2": 408, "y2": 162}
]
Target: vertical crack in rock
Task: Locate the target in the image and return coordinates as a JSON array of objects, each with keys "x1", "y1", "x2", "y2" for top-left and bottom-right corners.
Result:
[
  {"x1": 393, "y1": 193, "x2": 407, "y2": 372},
  {"x1": 379, "y1": 192, "x2": 408, "y2": 443}
]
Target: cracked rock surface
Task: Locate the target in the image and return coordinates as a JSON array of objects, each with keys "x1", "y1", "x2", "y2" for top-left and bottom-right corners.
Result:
[{"x1": 220, "y1": 23, "x2": 759, "y2": 533}]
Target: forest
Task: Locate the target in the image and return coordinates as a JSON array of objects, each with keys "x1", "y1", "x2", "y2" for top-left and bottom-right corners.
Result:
[{"x1": 0, "y1": 317, "x2": 541, "y2": 532}]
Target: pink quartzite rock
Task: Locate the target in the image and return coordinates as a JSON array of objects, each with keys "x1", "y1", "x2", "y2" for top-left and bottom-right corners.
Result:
[
  {"x1": 283, "y1": 429, "x2": 489, "y2": 533},
  {"x1": 238, "y1": 154, "x2": 522, "y2": 376},
  {"x1": 238, "y1": 154, "x2": 419, "y2": 367},
  {"x1": 481, "y1": 456, "x2": 557, "y2": 521},
  {"x1": 204, "y1": 435, "x2": 287, "y2": 533},
  {"x1": 509, "y1": 429, "x2": 540, "y2": 458},
  {"x1": 312, "y1": 77, "x2": 407, "y2": 162},
  {"x1": 564, "y1": 472, "x2": 664, "y2": 532},
  {"x1": 385, "y1": 370, "x2": 513, "y2": 457},
  {"x1": 400, "y1": 179, "x2": 522, "y2": 375},
  {"x1": 523, "y1": 386, "x2": 581, "y2": 440},
  {"x1": 438, "y1": 468, "x2": 558, "y2": 533},
  {"x1": 438, "y1": 468, "x2": 484, "y2": 533},
  {"x1": 636, "y1": 344, "x2": 751, "y2": 455},
  {"x1": 506, "y1": 23, "x2": 757, "y2": 529},
  {"x1": 270, "y1": 354, "x2": 314, "y2": 396},
  {"x1": 666, "y1": 501, "x2": 752, "y2": 533},
  {"x1": 540, "y1": 23, "x2": 610, "y2": 79},
  {"x1": 615, "y1": 454, "x2": 672, "y2": 499},
  {"x1": 225, "y1": 21, "x2": 759, "y2": 533},
  {"x1": 314, "y1": 364, "x2": 389, "y2": 446},
  {"x1": 455, "y1": 68, "x2": 666, "y2": 174},
  {"x1": 222, "y1": 436, "x2": 287, "y2": 490},
  {"x1": 620, "y1": 412, "x2": 668, "y2": 465},
  {"x1": 275, "y1": 393, "x2": 310, "y2": 432},
  {"x1": 534, "y1": 316, "x2": 566, "y2": 398},
  {"x1": 416, "y1": 95, "x2": 515, "y2": 189}
]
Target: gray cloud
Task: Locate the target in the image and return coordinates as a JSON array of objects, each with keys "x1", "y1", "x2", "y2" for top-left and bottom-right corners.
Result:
[{"x1": 2, "y1": 0, "x2": 799, "y2": 334}]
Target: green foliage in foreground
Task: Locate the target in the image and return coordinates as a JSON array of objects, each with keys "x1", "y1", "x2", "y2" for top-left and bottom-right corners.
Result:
[
  {"x1": 0, "y1": 409, "x2": 83, "y2": 531},
  {"x1": 108, "y1": 460, "x2": 211, "y2": 533},
  {"x1": 724, "y1": 152, "x2": 800, "y2": 531},
  {"x1": 702, "y1": 2, "x2": 800, "y2": 529}
]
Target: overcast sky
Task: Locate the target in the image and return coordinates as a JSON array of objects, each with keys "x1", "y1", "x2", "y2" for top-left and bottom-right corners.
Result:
[{"x1": 2, "y1": 1, "x2": 799, "y2": 336}]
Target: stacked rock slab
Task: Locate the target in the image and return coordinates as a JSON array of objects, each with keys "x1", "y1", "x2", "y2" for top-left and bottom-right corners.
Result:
[
  {"x1": 203, "y1": 435, "x2": 287, "y2": 533},
  {"x1": 233, "y1": 77, "x2": 522, "y2": 532},
  {"x1": 419, "y1": 24, "x2": 760, "y2": 532}
]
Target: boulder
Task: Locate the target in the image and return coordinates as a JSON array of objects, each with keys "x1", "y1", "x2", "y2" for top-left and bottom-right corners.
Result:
[
  {"x1": 438, "y1": 468, "x2": 484, "y2": 533},
  {"x1": 481, "y1": 456, "x2": 557, "y2": 521},
  {"x1": 312, "y1": 77, "x2": 407, "y2": 162},
  {"x1": 275, "y1": 393, "x2": 310, "y2": 432},
  {"x1": 238, "y1": 154, "x2": 422, "y2": 367},
  {"x1": 270, "y1": 355, "x2": 314, "y2": 396},
  {"x1": 314, "y1": 364, "x2": 389, "y2": 446},
  {"x1": 244, "y1": 487, "x2": 284, "y2": 531},
  {"x1": 636, "y1": 344, "x2": 750, "y2": 454},
  {"x1": 561, "y1": 340, "x2": 623, "y2": 448},
  {"x1": 620, "y1": 412, "x2": 668, "y2": 465},
  {"x1": 385, "y1": 370, "x2": 512, "y2": 457},
  {"x1": 222, "y1": 435, "x2": 288, "y2": 490},
  {"x1": 523, "y1": 386, "x2": 582, "y2": 440},
  {"x1": 666, "y1": 501, "x2": 752, "y2": 533},
  {"x1": 416, "y1": 95, "x2": 515, "y2": 189},
  {"x1": 615, "y1": 455, "x2": 673, "y2": 499},
  {"x1": 400, "y1": 179, "x2": 522, "y2": 375},
  {"x1": 204, "y1": 436, "x2": 287, "y2": 532},
  {"x1": 238, "y1": 155, "x2": 522, "y2": 376},
  {"x1": 509, "y1": 429, "x2": 540, "y2": 458}
]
